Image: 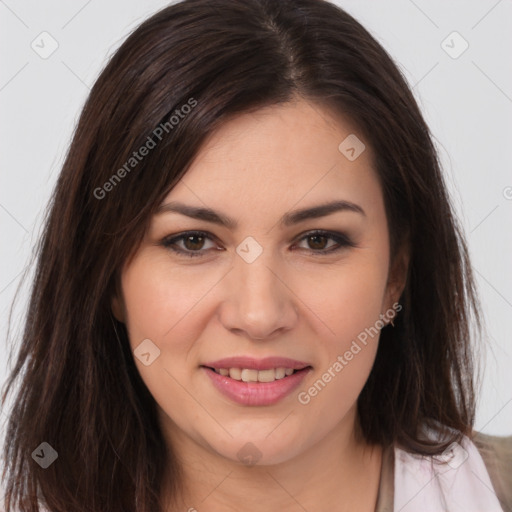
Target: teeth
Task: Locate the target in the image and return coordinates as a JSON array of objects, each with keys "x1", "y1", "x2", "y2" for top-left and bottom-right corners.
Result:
[
  {"x1": 275, "y1": 367, "x2": 286, "y2": 379},
  {"x1": 257, "y1": 369, "x2": 276, "y2": 383},
  {"x1": 241, "y1": 369, "x2": 258, "y2": 382},
  {"x1": 215, "y1": 367, "x2": 297, "y2": 382},
  {"x1": 229, "y1": 368, "x2": 242, "y2": 380}
]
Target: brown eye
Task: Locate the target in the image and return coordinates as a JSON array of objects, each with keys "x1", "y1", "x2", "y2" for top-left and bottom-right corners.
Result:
[
  {"x1": 162, "y1": 229, "x2": 355, "y2": 259},
  {"x1": 307, "y1": 234, "x2": 330, "y2": 250},
  {"x1": 161, "y1": 231, "x2": 218, "y2": 258},
  {"x1": 295, "y1": 230, "x2": 355, "y2": 254},
  {"x1": 182, "y1": 234, "x2": 206, "y2": 251}
]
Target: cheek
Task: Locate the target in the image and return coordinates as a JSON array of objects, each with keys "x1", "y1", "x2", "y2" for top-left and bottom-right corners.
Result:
[
  {"x1": 296, "y1": 280, "x2": 384, "y2": 419},
  {"x1": 301, "y1": 255, "x2": 388, "y2": 400},
  {"x1": 306, "y1": 257, "x2": 389, "y2": 341},
  {"x1": 121, "y1": 253, "x2": 219, "y2": 343},
  {"x1": 119, "y1": 254, "x2": 216, "y2": 417}
]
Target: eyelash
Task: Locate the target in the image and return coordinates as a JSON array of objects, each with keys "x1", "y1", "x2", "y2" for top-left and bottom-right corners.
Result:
[{"x1": 160, "y1": 230, "x2": 356, "y2": 258}]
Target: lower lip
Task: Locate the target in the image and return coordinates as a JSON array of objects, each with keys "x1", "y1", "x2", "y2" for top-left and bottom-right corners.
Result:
[{"x1": 202, "y1": 366, "x2": 311, "y2": 406}]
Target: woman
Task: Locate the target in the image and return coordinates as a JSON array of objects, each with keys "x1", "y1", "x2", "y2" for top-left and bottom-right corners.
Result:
[{"x1": 1, "y1": 0, "x2": 511, "y2": 511}]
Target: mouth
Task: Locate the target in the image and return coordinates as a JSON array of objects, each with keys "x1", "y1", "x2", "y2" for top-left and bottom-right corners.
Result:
[{"x1": 200, "y1": 357, "x2": 312, "y2": 406}]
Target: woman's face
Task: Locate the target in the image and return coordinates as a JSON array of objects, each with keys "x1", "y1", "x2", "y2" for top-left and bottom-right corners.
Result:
[{"x1": 113, "y1": 99, "x2": 405, "y2": 465}]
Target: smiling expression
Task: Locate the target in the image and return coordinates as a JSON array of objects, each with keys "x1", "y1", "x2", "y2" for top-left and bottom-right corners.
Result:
[{"x1": 112, "y1": 98, "x2": 405, "y2": 465}]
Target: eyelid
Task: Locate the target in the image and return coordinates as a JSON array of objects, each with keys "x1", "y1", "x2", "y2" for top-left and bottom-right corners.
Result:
[
  {"x1": 161, "y1": 230, "x2": 220, "y2": 257},
  {"x1": 161, "y1": 229, "x2": 356, "y2": 258},
  {"x1": 292, "y1": 229, "x2": 356, "y2": 252}
]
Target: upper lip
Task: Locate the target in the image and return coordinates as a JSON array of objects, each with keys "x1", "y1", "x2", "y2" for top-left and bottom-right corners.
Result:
[{"x1": 201, "y1": 356, "x2": 311, "y2": 371}]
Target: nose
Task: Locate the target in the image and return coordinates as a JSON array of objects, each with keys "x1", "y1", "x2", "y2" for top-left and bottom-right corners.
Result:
[{"x1": 218, "y1": 251, "x2": 298, "y2": 341}]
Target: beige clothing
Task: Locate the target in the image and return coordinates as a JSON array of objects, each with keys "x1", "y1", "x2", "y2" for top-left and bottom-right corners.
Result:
[{"x1": 375, "y1": 432, "x2": 512, "y2": 512}]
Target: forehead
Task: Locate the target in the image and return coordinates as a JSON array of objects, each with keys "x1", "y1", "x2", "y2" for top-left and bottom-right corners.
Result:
[{"x1": 161, "y1": 99, "x2": 383, "y2": 227}]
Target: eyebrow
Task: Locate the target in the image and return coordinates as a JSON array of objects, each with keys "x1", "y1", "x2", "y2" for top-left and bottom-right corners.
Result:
[{"x1": 156, "y1": 199, "x2": 365, "y2": 229}]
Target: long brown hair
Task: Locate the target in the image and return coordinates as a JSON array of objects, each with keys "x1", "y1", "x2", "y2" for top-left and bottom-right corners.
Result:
[{"x1": 1, "y1": 0, "x2": 481, "y2": 510}]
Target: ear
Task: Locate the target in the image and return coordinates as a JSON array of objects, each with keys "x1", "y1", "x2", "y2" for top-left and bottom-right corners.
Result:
[
  {"x1": 111, "y1": 294, "x2": 125, "y2": 323},
  {"x1": 111, "y1": 277, "x2": 126, "y2": 323},
  {"x1": 382, "y1": 239, "x2": 410, "y2": 315}
]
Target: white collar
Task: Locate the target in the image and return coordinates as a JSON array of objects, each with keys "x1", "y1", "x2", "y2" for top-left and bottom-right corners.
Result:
[{"x1": 394, "y1": 432, "x2": 503, "y2": 511}]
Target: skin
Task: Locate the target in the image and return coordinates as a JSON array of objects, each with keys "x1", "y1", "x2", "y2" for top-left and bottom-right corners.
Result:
[{"x1": 113, "y1": 98, "x2": 408, "y2": 511}]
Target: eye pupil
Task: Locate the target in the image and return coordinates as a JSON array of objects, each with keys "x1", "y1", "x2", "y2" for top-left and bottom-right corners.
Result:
[
  {"x1": 308, "y1": 234, "x2": 327, "y2": 250},
  {"x1": 184, "y1": 235, "x2": 205, "y2": 250}
]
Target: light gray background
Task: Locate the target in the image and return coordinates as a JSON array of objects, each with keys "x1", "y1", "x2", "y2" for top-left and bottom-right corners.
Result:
[{"x1": 1, "y1": 0, "x2": 511, "y2": 435}]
